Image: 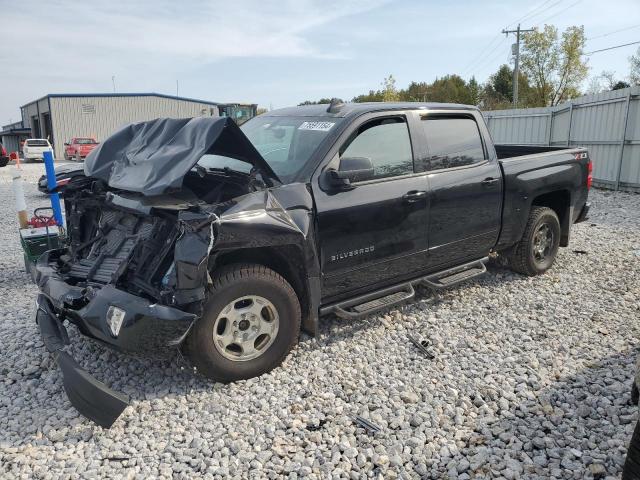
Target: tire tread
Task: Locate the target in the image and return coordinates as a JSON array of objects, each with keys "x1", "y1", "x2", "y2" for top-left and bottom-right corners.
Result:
[
  {"x1": 187, "y1": 263, "x2": 300, "y2": 382},
  {"x1": 509, "y1": 206, "x2": 558, "y2": 276}
]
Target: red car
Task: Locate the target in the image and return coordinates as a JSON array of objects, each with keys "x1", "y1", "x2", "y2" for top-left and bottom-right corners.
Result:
[
  {"x1": 0, "y1": 142, "x2": 8, "y2": 167},
  {"x1": 64, "y1": 137, "x2": 99, "y2": 161}
]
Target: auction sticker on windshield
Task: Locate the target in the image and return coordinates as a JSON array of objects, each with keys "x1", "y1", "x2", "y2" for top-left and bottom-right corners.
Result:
[{"x1": 298, "y1": 121, "x2": 335, "y2": 132}]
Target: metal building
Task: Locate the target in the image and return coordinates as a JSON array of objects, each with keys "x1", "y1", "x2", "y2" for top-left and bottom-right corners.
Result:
[
  {"x1": 1, "y1": 93, "x2": 257, "y2": 161},
  {"x1": 483, "y1": 86, "x2": 640, "y2": 192}
]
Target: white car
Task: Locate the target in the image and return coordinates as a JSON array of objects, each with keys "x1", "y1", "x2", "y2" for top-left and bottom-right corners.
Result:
[{"x1": 23, "y1": 139, "x2": 53, "y2": 162}]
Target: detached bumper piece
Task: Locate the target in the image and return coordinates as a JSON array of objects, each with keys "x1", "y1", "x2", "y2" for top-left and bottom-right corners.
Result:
[{"x1": 36, "y1": 295, "x2": 129, "y2": 429}]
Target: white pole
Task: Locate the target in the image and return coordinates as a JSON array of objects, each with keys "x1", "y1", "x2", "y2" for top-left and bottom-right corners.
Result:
[{"x1": 12, "y1": 166, "x2": 28, "y2": 228}]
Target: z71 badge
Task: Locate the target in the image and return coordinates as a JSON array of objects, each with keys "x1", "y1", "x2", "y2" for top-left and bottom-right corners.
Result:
[{"x1": 330, "y1": 245, "x2": 375, "y2": 262}]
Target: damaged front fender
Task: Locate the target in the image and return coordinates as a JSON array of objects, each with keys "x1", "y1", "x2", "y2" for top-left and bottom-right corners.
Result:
[{"x1": 206, "y1": 184, "x2": 322, "y2": 335}]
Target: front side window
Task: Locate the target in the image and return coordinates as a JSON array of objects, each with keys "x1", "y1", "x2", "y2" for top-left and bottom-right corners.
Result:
[
  {"x1": 421, "y1": 116, "x2": 485, "y2": 170},
  {"x1": 340, "y1": 117, "x2": 413, "y2": 180}
]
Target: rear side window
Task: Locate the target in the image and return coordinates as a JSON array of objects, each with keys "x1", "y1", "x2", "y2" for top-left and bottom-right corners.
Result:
[
  {"x1": 421, "y1": 117, "x2": 485, "y2": 170},
  {"x1": 340, "y1": 117, "x2": 413, "y2": 180}
]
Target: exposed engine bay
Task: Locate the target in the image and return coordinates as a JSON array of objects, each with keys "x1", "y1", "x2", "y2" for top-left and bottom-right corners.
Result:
[{"x1": 54, "y1": 168, "x2": 261, "y2": 315}]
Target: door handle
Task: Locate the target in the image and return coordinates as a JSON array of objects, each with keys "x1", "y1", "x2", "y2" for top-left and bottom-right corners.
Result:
[
  {"x1": 402, "y1": 190, "x2": 427, "y2": 202},
  {"x1": 481, "y1": 177, "x2": 500, "y2": 187}
]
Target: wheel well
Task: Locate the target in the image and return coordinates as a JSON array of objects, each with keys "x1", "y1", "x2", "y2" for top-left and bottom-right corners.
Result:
[
  {"x1": 211, "y1": 246, "x2": 311, "y2": 330},
  {"x1": 531, "y1": 190, "x2": 571, "y2": 246}
]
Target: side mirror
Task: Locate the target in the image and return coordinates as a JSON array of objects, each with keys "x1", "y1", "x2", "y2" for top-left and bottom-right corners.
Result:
[
  {"x1": 323, "y1": 156, "x2": 374, "y2": 191},
  {"x1": 64, "y1": 142, "x2": 69, "y2": 146}
]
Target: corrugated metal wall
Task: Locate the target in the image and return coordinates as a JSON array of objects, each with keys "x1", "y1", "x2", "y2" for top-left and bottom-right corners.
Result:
[
  {"x1": 49, "y1": 96, "x2": 218, "y2": 160},
  {"x1": 483, "y1": 86, "x2": 640, "y2": 191}
]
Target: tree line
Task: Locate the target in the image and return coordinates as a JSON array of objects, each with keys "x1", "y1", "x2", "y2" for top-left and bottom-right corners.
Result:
[{"x1": 299, "y1": 25, "x2": 640, "y2": 111}]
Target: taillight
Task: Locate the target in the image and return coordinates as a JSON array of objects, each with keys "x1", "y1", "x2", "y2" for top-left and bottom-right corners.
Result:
[{"x1": 587, "y1": 159, "x2": 593, "y2": 190}]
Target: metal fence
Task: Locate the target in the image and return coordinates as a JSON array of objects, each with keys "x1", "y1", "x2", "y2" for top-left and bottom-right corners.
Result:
[{"x1": 483, "y1": 86, "x2": 640, "y2": 192}]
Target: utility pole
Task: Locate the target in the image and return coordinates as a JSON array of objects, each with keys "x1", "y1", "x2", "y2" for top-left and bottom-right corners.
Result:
[
  {"x1": 112, "y1": 75, "x2": 116, "y2": 93},
  {"x1": 502, "y1": 24, "x2": 535, "y2": 107}
]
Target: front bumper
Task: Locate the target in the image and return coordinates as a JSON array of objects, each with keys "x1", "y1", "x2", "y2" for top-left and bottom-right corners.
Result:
[
  {"x1": 36, "y1": 295, "x2": 129, "y2": 428},
  {"x1": 35, "y1": 252, "x2": 196, "y2": 352},
  {"x1": 34, "y1": 252, "x2": 198, "y2": 427}
]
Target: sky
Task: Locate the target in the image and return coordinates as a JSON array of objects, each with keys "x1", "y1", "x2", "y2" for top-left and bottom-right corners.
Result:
[{"x1": 1, "y1": 0, "x2": 639, "y2": 125}]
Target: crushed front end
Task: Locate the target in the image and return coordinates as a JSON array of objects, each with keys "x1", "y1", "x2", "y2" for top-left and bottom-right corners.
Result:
[
  {"x1": 35, "y1": 178, "x2": 216, "y2": 427},
  {"x1": 32, "y1": 116, "x2": 279, "y2": 428}
]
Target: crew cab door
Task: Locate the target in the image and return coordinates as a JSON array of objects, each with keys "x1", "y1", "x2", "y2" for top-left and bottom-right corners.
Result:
[
  {"x1": 313, "y1": 112, "x2": 428, "y2": 301},
  {"x1": 416, "y1": 112, "x2": 503, "y2": 268}
]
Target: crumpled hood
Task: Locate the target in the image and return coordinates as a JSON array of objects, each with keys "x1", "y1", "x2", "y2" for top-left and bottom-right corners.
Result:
[{"x1": 84, "y1": 117, "x2": 279, "y2": 196}]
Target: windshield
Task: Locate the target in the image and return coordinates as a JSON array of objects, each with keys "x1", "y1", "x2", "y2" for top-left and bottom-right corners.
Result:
[
  {"x1": 197, "y1": 115, "x2": 341, "y2": 183},
  {"x1": 76, "y1": 138, "x2": 97, "y2": 144}
]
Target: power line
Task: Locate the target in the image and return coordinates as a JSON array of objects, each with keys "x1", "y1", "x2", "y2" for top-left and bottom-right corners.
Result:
[
  {"x1": 587, "y1": 24, "x2": 640, "y2": 41},
  {"x1": 537, "y1": 0, "x2": 583, "y2": 25},
  {"x1": 462, "y1": 35, "x2": 505, "y2": 76},
  {"x1": 461, "y1": 0, "x2": 558, "y2": 76},
  {"x1": 506, "y1": 0, "x2": 558, "y2": 28},
  {"x1": 463, "y1": 37, "x2": 509, "y2": 76},
  {"x1": 474, "y1": 40, "x2": 512, "y2": 74},
  {"x1": 584, "y1": 40, "x2": 640, "y2": 55},
  {"x1": 511, "y1": 0, "x2": 564, "y2": 27}
]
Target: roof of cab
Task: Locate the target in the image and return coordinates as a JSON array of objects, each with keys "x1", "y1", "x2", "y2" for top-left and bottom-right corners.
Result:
[{"x1": 264, "y1": 102, "x2": 478, "y2": 118}]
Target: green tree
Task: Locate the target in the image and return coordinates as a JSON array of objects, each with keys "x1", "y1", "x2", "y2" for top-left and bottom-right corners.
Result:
[
  {"x1": 298, "y1": 98, "x2": 334, "y2": 105},
  {"x1": 425, "y1": 75, "x2": 474, "y2": 104},
  {"x1": 381, "y1": 75, "x2": 400, "y2": 102},
  {"x1": 493, "y1": 64, "x2": 513, "y2": 100},
  {"x1": 400, "y1": 81, "x2": 430, "y2": 102},
  {"x1": 467, "y1": 77, "x2": 481, "y2": 106},
  {"x1": 520, "y1": 25, "x2": 588, "y2": 106},
  {"x1": 481, "y1": 64, "x2": 534, "y2": 109},
  {"x1": 352, "y1": 89, "x2": 384, "y2": 102}
]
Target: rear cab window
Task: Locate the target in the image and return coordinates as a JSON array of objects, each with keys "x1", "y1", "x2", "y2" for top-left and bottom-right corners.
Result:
[{"x1": 421, "y1": 116, "x2": 486, "y2": 171}]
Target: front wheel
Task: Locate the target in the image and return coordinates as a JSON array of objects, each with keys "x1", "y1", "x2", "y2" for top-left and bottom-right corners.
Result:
[
  {"x1": 187, "y1": 264, "x2": 301, "y2": 382},
  {"x1": 508, "y1": 206, "x2": 561, "y2": 276}
]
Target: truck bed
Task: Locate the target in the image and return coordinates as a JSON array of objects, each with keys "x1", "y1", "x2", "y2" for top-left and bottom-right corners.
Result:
[{"x1": 495, "y1": 144, "x2": 575, "y2": 160}]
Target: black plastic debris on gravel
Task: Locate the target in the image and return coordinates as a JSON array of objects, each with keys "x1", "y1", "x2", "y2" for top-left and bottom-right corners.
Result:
[
  {"x1": 407, "y1": 334, "x2": 435, "y2": 359},
  {"x1": 352, "y1": 415, "x2": 381, "y2": 434}
]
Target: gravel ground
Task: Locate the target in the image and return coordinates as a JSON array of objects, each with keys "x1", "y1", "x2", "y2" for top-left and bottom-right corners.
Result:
[{"x1": 1, "y1": 163, "x2": 639, "y2": 479}]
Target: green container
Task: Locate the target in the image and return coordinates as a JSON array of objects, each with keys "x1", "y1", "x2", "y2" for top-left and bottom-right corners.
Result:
[{"x1": 20, "y1": 226, "x2": 64, "y2": 278}]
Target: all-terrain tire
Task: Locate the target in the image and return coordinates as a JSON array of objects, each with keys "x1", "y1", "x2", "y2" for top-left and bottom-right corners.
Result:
[
  {"x1": 508, "y1": 206, "x2": 561, "y2": 276},
  {"x1": 187, "y1": 263, "x2": 301, "y2": 382}
]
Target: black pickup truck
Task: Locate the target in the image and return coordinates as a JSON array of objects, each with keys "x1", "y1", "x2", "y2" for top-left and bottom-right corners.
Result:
[{"x1": 34, "y1": 101, "x2": 591, "y2": 427}]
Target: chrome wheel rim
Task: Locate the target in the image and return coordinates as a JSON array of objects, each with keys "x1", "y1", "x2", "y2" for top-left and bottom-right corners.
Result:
[
  {"x1": 533, "y1": 223, "x2": 554, "y2": 262},
  {"x1": 212, "y1": 295, "x2": 279, "y2": 361}
]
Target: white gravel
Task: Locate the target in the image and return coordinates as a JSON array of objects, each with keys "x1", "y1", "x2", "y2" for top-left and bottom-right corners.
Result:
[{"x1": 1, "y1": 163, "x2": 639, "y2": 479}]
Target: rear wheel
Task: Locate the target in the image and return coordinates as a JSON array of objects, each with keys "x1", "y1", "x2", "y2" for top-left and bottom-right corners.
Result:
[
  {"x1": 63, "y1": 152, "x2": 70, "y2": 161},
  {"x1": 508, "y1": 206, "x2": 561, "y2": 276},
  {"x1": 187, "y1": 264, "x2": 301, "y2": 382}
]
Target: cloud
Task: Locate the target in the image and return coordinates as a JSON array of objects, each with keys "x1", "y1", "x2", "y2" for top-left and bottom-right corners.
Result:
[{"x1": 0, "y1": 0, "x2": 389, "y2": 123}]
